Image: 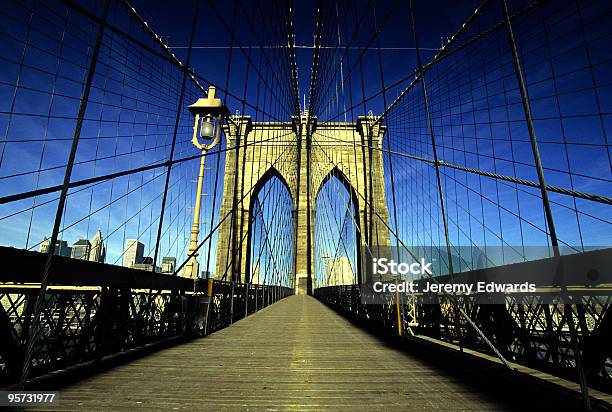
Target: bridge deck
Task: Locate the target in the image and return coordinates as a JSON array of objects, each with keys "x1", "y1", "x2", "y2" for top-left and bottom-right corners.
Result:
[{"x1": 34, "y1": 296, "x2": 528, "y2": 410}]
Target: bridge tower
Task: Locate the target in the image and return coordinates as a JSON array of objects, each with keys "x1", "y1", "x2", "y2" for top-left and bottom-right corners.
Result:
[{"x1": 216, "y1": 114, "x2": 390, "y2": 295}]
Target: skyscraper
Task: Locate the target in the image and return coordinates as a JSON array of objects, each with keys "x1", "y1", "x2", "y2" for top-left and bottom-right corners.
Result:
[
  {"x1": 88, "y1": 230, "x2": 106, "y2": 263},
  {"x1": 71, "y1": 239, "x2": 91, "y2": 260},
  {"x1": 161, "y1": 257, "x2": 176, "y2": 274},
  {"x1": 123, "y1": 239, "x2": 144, "y2": 267},
  {"x1": 131, "y1": 256, "x2": 159, "y2": 272},
  {"x1": 39, "y1": 239, "x2": 71, "y2": 257}
]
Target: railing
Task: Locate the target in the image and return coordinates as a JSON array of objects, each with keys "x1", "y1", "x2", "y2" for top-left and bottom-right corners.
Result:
[
  {"x1": 315, "y1": 250, "x2": 612, "y2": 395},
  {"x1": 0, "y1": 247, "x2": 293, "y2": 387},
  {"x1": 206, "y1": 281, "x2": 293, "y2": 334}
]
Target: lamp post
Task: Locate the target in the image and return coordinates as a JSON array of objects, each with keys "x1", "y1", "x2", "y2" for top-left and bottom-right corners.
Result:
[{"x1": 183, "y1": 85, "x2": 228, "y2": 279}]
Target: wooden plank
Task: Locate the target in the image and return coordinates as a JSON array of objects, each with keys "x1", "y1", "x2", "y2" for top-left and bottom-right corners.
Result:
[{"x1": 23, "y1": 295, "x2": 546, "y2": 410}]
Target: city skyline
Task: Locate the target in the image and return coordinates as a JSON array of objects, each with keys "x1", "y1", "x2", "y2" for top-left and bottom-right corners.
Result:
[{"x1": 37, "y1": 232, "x2": 180, "y2": 274}]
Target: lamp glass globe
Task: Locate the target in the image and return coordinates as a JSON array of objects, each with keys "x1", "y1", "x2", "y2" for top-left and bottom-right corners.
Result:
[{"x1": 200, "y1": 120, "x2": 215, "y2": 139}]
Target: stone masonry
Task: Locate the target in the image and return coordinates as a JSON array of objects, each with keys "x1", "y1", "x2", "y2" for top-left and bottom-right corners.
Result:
[{"x1": 215, "y1": 114, "x2": 390, "y2": 295}]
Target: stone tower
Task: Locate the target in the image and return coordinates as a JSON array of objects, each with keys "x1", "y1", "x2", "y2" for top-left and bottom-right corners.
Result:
[{"x1": 215, "y1": 114, "x2": 390, "y2": 295}]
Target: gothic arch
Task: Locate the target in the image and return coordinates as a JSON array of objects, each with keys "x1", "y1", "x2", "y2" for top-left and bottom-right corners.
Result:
[
  {"x1": 314, "y1": 166, "x2": 359, "y2": 214},
  {"x1": 245, "y1": 166, "x2": 296, "y2": 284},
  {"x1": 312, "y1": 162, "x2": 364, "y2": 213},
  {"x1": 313, "y1": 166, "x2": 363, "y2": 285},
  {"x1": 250, "y1": 166, "x2": 295, "y2": 211}
]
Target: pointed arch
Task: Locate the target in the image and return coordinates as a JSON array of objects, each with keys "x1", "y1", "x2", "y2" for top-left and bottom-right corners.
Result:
[
  {"x1": 245, "y1": 166, "x2": 296, "y2": 285},
  {"x1": 315, "y1": 166, "x2": 360, "y2": 212},
  {"x1": 313, "y1": 166, "x2": 363, "y2": 286},
  {"x1": 251, "y1": 166, "x2": 295, "y2": 211}
]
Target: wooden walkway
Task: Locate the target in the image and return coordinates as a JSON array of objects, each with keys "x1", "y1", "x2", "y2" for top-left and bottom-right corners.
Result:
[{"x1": 35, "y1": 296, "x2": 527, "y2": 410}]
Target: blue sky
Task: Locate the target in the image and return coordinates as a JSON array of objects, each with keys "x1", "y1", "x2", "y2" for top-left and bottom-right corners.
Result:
[{"x1": 0, "y1": 0, "x2": 610, "y2": 278}]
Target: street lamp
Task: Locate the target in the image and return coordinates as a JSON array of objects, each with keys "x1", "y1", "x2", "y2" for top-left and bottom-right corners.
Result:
[{"x1": 183, "y1": 85, "x2": 229, "y2": 279}]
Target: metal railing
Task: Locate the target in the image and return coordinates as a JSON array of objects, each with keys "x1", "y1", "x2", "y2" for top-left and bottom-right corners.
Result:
[
  {"x1": 315, "y1": 250, "x2": 612, "y2": 395},
  {"x1": 0, "y1": 247, "x2": 292, "y2": 387}
]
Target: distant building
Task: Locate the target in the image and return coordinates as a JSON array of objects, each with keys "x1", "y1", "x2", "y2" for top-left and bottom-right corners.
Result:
[
  {"x1": 161, "y1": 257, "x2": 176, "y2": 274},
  {"x1": 324, "y1": 256, "x2": 354, "y2": 286},
  {"x1": 69, "y1": 230, "x2": 106, "y2": 262},
  {"x1": 39, "y1": 239, "x2": 71, "y2": 257},
  {"x1": 71, "y1": 239, "x2": 91, "y2": 260},
  {"x1": 88, "y1": 230, "x2": 106, "y2": 263},
  {"x1": 123, "y1": 239, "x2": 144, "y2": 267},
  {"x1": 130, "y1": 256, "x2": 158, "y2": 272}
]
